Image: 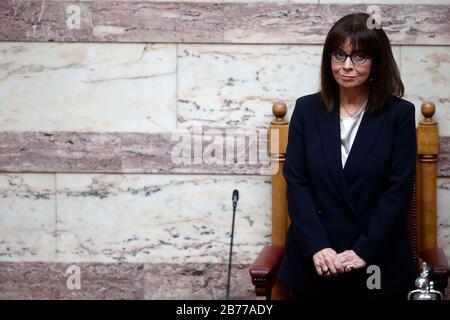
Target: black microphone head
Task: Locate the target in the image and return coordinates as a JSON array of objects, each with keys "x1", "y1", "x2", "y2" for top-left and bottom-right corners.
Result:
[{"x1": 232, "y1": 189, "x2": 239, "y2": 202}]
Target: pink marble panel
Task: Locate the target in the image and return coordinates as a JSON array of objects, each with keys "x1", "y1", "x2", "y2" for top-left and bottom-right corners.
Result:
[
  {"x1": 439, "y1": 136, "x2": 450, "y2": 177},
  {"x1": 0, "y1": 132, "x2": 121, "y2": 173},
  {"x1": 0, "y1": 131, "x2": 271, "y2": 175},
  {"x1": 0, "y1": 131, "x2": 448, "y2": 176},
  {"x1": 92, "y1": 2, "x2": 224, "y2": 42},
  {"x1": 0, "y1": 1, "x2": 93, "y2": 41},
  {"x1": 0, "y1": 2, "x2": 449, "y2": 45},
  {"x1": 0, "y1": 261, "x2": 254, "y2": 300}
]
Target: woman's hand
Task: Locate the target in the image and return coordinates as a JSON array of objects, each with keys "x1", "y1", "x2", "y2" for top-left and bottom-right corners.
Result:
[
  {"x1": 312, "y1": 248, "x2": 344, "y2": 277},
  {"x1": 336, "y1": 250, "x2": 367, "y2": 272}
]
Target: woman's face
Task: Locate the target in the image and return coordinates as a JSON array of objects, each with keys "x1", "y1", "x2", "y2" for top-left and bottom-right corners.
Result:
[{"x1": 331, "y1": 39, "x2": 373, "y2": 91}]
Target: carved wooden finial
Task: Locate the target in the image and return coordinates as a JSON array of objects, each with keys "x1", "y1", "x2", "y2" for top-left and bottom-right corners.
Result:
[
  {"x1": 420, "y1": 101, "x2": 436, "y2": 125},
  {"x1": 271, "y1": 101, "x2": 288, "y2": 125}
]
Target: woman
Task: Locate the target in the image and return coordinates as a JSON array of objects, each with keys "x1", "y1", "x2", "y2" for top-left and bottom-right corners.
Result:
[{"x1": 277, "y1": 12, "x2": 416, "y2": 299}]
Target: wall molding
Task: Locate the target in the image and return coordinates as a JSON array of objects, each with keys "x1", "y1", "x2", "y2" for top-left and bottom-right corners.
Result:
[
  {"x1": 0, "y1": 131, "x2": 271, "y2": 175},
  {"x1": 0, "y1": 261, "x2": 254, "y2": 299},
  {"x1": 1, "y1": 131, "x2": 449, "y2": 176},
  {"x1": 1, "y1": 1, "x2": 449, "y2": 45}
]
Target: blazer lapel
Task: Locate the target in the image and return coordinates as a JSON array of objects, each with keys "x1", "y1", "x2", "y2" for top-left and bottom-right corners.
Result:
[
  {"x1": 343, "y1": 109, "x2": 387, "y2": 187},
  {"x1": 317, "y1": 103, "x2": 386, "y2": 217},
  {"x1": 317, "y1": 106, "x2": 358, "y2": 217}
]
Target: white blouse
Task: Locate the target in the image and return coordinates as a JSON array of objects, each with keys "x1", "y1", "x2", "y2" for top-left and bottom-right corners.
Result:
[{"x1": 340, "y1": 108, "x2": 366, "y2": 169}]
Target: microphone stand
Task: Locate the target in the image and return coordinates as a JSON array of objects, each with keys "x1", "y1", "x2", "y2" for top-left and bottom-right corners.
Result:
[{"x1": 226, "y1": 190, "x2": 239, "y2": 300}]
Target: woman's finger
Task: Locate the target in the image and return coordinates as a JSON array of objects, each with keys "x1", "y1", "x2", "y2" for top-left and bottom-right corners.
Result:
[
  {"x1": 324, "y1": 256, "x2": 337, "y2": 276},
  {"x1": 344, "y1": 264, "x2": 354, "y2": 272},
  {"x1": 315, "y1": 263, "x2": 324, "y2": 276},
  {"x1": 333, "y1": 256, "x2": 345, "y2": 273},
  {"x1": 313, "y1": 254, "x2": 325, "y2": 276}
]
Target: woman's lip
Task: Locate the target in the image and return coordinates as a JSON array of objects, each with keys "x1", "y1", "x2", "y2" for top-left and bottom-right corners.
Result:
[{"x1": 340, "y1": 75, "x2": 357, "y2": 81}]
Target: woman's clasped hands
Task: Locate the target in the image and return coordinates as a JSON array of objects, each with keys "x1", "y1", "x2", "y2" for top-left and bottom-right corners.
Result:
[{"x1": 312, "y1": 248, "x2": 367, "y2": 277}]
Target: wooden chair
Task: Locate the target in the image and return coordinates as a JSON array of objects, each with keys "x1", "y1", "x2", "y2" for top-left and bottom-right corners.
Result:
[{"x1": 249, "y1": 100, "x2": 449, "y2": 300}]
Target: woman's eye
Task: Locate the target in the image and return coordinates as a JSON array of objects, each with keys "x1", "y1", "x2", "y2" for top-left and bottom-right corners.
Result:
[
  {"x1": 335, "y1": 51, "x2": 345, "y2": 58},
  {"x1": 353, "y1": 53, "x2": 366, "y2": 61}
]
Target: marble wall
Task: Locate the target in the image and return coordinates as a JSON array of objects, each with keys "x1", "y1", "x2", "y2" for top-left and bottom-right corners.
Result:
[
  {"x1": 0, "y1": 173, "x2": 271, "y2": 264},
  {"x1": 0, "y1": 1, "x2": 449, "y2": 299},
  {"x1": 0, "y1": 174, "x2": 56, "y2": 261},
  {"x1": 2, "y1": 2, "x2": 449, "y2": 44},
  {"x1": 0, "y1": 43, "x2": 177, "y2": 132},
  {"x1": 438, "y1": 178, "x2": 450, "y2": 259},
  {"x1": 0, "y1": 261, "x2": 255, "y2": 299},
  {"x1": 402, "y1": 46, "x2": 450, "y2": 136},
  {"x1": 0, "y1": 173, "x2": 268, "y2": 299}
]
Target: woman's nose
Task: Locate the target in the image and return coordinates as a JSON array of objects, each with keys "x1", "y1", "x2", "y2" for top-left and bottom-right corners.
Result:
[{"x1": 342, "y1": 57, "x2": 353, "y2": 70}]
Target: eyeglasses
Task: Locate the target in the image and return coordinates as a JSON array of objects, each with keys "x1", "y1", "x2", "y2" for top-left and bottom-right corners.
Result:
[{"x1": 329, "y1": 50, "x2": 371, "y2": 65}]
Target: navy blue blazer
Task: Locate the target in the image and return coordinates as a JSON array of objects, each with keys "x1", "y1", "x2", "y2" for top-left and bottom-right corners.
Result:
[{"x1": 278, "y1": 93, "x2": 417, "y2": 298}]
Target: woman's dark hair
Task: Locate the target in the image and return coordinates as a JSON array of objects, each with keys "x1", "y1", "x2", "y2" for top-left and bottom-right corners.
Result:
[{"x1": 319, "y1": 12, "x2": 404, "y2": 113}]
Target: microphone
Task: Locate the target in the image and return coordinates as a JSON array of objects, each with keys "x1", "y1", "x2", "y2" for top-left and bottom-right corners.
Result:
[
  {"x1": 232, "y1": 190, "x2": 239, "y2": 208},
  {"x1": 226, "y1": 189, "x2": 239, "y2": 300}
]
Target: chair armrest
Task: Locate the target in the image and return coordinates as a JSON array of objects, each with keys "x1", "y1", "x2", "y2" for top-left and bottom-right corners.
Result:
[
  {"x1": 249, "y1": 245, "x2": 284, "y2": 297},
  {"x1": 419, "y1": 247, "x2": 449, "y2": 294}
]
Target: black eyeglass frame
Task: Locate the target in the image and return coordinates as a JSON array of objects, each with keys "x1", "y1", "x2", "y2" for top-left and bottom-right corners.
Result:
[{"x1": 328, "y1": 50, "x2": 371, "y2": 65}]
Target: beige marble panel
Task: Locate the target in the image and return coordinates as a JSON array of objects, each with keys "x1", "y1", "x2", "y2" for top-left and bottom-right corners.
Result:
[
  {"x1": 0, "y1": 174, "x2": 56, "y2": 262},
  {"x1": 401, "y1": 46, "x2": 450, "y2": 135},
  {"x1": 55, "y1": 174, "x2": 271, "y2": 264},
  {"x1": 0, "y1": 42, "x2": 177, "y2": 132},
  {"x1": 178, "y1": 44, "x2": 322, "y2": 128}
]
